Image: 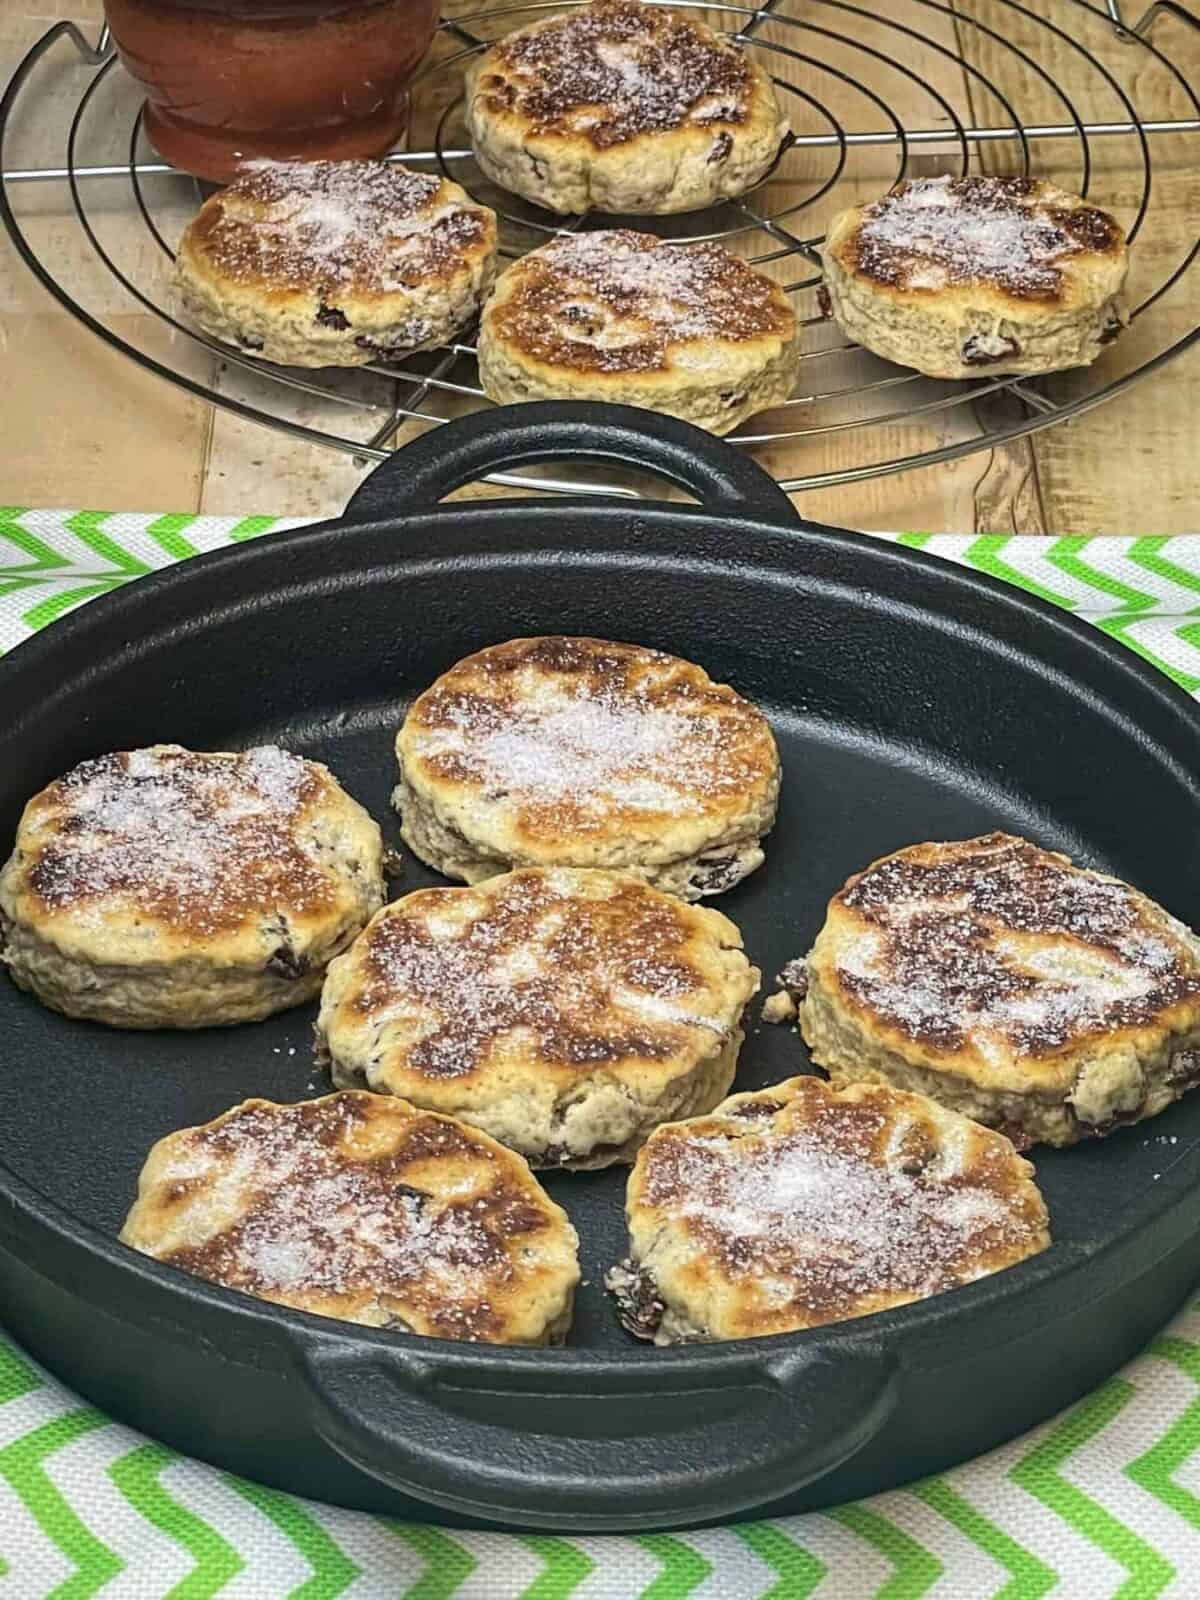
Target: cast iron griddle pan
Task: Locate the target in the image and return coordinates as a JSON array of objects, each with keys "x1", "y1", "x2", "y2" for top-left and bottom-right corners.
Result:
[{"x1": 1, "y1": 405, "x2": 1200, "y2": 1534}]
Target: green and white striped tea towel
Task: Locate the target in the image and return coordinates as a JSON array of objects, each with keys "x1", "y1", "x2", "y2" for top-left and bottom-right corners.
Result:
[
  {"x1": 3, "y1": 508, "x2": 1200, "y2": 1599},
  {"x1": 3, "y1": 512, "x2": 1200, "y2": 690}
]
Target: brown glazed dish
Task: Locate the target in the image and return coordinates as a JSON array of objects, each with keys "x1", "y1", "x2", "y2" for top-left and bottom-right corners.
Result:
[{"x1": 103, "y1": 0, "x2": 439, "y2": 182}]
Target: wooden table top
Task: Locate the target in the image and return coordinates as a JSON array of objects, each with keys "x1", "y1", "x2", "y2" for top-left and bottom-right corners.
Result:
[{"x1": 2, "y1": 0, "x2": 1197, "y2": 532}]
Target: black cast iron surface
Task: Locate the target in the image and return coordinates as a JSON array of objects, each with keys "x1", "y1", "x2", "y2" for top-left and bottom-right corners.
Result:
[{"x1": 1, "y1": 405, "x2": 1200, "y2": 1532}]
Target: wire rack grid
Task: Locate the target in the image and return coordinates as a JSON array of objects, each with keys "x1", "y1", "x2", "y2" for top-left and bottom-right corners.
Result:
[{"x1": 1, "y1": 0, "x2": 1198, "y2": 498}]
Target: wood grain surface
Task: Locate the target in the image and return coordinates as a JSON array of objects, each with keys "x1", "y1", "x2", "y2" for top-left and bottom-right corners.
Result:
[{"x1": 2, "y1": 0, "x2": 1196, "y2": 529}]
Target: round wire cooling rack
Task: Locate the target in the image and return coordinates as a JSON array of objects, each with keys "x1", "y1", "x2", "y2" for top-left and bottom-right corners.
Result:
[{"x1": 1, "y1": 0, "x2": 1198, "y2": 498}]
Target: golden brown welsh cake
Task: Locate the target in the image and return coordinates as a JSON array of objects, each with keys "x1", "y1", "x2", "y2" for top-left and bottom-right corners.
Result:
[
  {"x1": 121, "y1": 1092, "x2": 580, "y2": 1343},
  {"x1": 792, "y1": 833, "x2": 1200, "y2": 1148},
  {"x1": 477, "y1": 231, "x2": 800, "y2": 434},
  {"x1": 175, "y1": 159, "x2": 498, "y2": 367},
  {"x1": 607, "y1": 1075, "x2": 1049, "y2": 1343},
  {"x1": 317, "y1": 868, "x2": 760, "y2": 1168},
  {"x1": 465, "y1": 0, "x2": 789, "y2": 215},
  {"x1": 394, "y1": 636, "x2": 781, "y2": 897},
  {"x1": 820, "y1": 176, "x2": 1128, "y2": 378},
  {"x1": 0, "y1": 744, "x2": 384, "y2": 1028}
]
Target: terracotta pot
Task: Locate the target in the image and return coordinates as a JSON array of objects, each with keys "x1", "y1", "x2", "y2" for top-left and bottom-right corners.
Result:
[{"x1": 104, "y1": 0, "x2": 440, "y2": 183}]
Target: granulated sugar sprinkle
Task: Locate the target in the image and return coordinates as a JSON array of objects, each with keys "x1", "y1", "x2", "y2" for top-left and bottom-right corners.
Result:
[
  {"x1": 646, "y1": 1112, "x2": 1037, "y2": 1313},
  {"x1": 202, "y1": 161, "x2": 489, "y2": 294},
  {"x1": 498, "y1": 231, "x2": 792, "y2": 371},
  {"x1": 352, "y1": 870, "x2": 729, "y2": 1079},
  {"x1": 491, "y1": 0, "x2": 751, "y2": 146},
  {"x1": 851, "y1": 175, "x2": 1121, "y2": 300},
  {"x1": 28, "y1": 745, "x2": 332, "y2": 934},
  {"x1": 151, "y1": 1098, "x2": 547, "y2": 1338},
  {"x1": 836, "y1": 835, "x2": 1199, "y2": 1054},
  {"x1": 412, "y1": 643, "x2": 772, "y2": 818},
  {"x1": 447, "y1": 692, "x2": 704, "y2": 809}
]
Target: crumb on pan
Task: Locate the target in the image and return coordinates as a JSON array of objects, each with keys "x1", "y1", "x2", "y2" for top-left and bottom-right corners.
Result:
[{"x1": 762, "y1": 989, "x2": 796, "y2": 1024}]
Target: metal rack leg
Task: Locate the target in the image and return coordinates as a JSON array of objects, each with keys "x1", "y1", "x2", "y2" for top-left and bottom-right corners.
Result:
[
  {"x1": 1132, "y1": 2, "x2": 1200, "y2": 37},
  {"x1": 63, "y1": 22, "x2": 113, "y2": 66},
  {"x1": 3, "y1": 3, "x2": 1198, "y2": 497}
]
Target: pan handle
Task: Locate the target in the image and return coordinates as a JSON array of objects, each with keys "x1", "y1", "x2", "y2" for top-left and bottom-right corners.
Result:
[
  {"x1": 341, "y1": 402, "x2": 798, "y2": 524},
  {"x1": 294, "y1": 1336, "x2": 898, "y2": 1530}
]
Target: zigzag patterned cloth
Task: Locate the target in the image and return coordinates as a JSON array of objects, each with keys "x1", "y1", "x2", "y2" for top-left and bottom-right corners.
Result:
[
  {"x1": 3, "y1": 508, "x2": 1200, "y2": 1599},
  {"x1": 3, "y1": 510, "x2": 1200, "y2": 688}
]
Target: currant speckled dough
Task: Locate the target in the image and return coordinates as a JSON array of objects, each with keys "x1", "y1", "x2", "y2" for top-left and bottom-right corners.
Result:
[
  {"x1": 465, "y1": 0, "x2": 789, "y2": 216},
  {"x1": 477, "y1": 231, "x2": 800, "y2": 435},
  {"x1": 316, "y1": 867, "x2": 760, "y2": 1169},
  {"x1": 174, "y1": 159, "x2": 498, "y2": 368},
  {"x1": 820, "y1": 175, "x2": 1129, "y2": 379},
  {"x1": 608, "y1": 1074, "x2": 1050, "y2": 1344},
  {"x1": 393, "y1": 635, "x2": 781, "y2": 898},
  {"x1": 121, "y1": 1091, "x2": 580, "y2": 1344},
  {"x1": 0, "y1": 743, "x2": 385, "y2": 1028},
  {"x1": 789, "y1": 833, "x2": 1200, "y2": 1149}
]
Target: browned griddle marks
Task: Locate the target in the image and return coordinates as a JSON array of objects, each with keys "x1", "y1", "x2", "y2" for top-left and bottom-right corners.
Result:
[
  {"x1": 490, "y1": 233, "x2": 793, "y2": 376},
  {"x1": 191, "y1": 160, "x2": 489, "y2": 296},
  {"x1": 849, "y1": 176, "x2": 1122, "y2": 302},
  {"x1": 352, "y1": 872, "x2": 715, "y2": 1077},
  {"x1": 407, "y1": 636, "x2": 775, "y2": 836},
  {"x1": 640, "y1": 1080, "x2": 1043, "y2": 1325},
  {"x1": 838, "y1": 834, "x2": 1198, "y2": 1054},
  {"x1": 162, "y1": 1097, "x2": 554, "y2": 1340},
  {"x1": 28, "y1": 746, "x2": 334, "y2": 936},
  {"x1": 481, "y1": 0, "x2": 752, "y2": 148}
]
